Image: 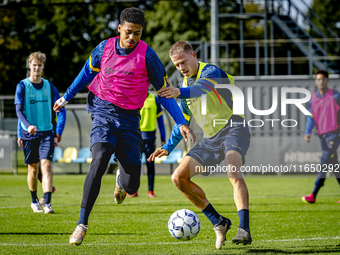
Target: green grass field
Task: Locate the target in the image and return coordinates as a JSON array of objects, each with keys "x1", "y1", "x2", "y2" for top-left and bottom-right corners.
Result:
[{"x1": 0, "y1": 173, "x2": 339, "y2": 254}]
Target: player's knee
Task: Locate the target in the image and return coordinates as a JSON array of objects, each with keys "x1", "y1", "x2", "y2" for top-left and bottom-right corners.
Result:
[
  {"x1": 124, "y1": 181, "x2": 140, "y2": 195},
  {"x1": 228, "y1": 175, "x2": 245, "y2": 186},
  {"x1": 171, "y1": 172, "x2": 185, "y2": 190}
]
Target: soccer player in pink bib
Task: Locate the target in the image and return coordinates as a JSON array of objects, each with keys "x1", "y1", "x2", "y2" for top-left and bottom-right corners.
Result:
[
  {"x1": 53, "y1": 7, "x2": 195, "y2": 246},
  {"x1": 303, "y1": 70, "x2": 340, "y2": 204}
]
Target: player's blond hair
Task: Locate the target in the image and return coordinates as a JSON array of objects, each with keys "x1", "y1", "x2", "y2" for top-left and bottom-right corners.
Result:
[
  {"x1": 169, "y1": 41, "x2": 193, "y2": 58},
  {"x1": 28, "y1": 51, "x2": 46, "y2": 64}
]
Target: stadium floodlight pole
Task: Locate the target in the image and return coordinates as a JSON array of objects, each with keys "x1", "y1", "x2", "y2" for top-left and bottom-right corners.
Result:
[{"x1": 211, "y1": 0, "x2": 218, "y2": 66}]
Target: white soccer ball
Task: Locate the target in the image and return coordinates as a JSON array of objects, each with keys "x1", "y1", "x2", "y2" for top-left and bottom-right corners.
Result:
[{"x1": 168, "y1": 209, "x2": 200, "y2": 241}]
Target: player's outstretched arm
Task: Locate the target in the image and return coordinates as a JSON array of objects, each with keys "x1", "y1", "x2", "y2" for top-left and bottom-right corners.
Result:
[
  {"x1": 148, "y1": 148, "x2": 169, "y2": 162},
  {"x1": 179, "y1": 124, "x2": 195, "y2": 143},
  {"x1": 53, "y1": 97, "x2": 68, "y2": 113},
  {"x1": 158, "y1": 78, "x2": 181, "y2": 99}
]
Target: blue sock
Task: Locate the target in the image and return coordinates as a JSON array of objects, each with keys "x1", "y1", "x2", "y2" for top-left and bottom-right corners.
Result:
[
  {"x1": 44, "y1": 192, "x2": 52, "y2": 204},
  {"x1": 202, "y1": 203, "x2": 222, "y2": 226},
  {"x1": 78, "y1": 207, "x2": 90, "y2": 226},
  {"x1": 238, "y1": 209, "x2": 250, "y2": 233},
  {"x1": 30, "y1": 190, "x2": 38, "y2": 203}
]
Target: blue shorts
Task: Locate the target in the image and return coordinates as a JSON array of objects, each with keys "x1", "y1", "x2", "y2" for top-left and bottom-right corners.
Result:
[
  {"x1": 22, "y1": 131, "x2": 54, "y2": 164},
  {"x1": 87, "y1": 92, "x2": 142, "y2": 165},
  {"x1": 187, "y1": 123, "x2": 250, "y2": 172}
]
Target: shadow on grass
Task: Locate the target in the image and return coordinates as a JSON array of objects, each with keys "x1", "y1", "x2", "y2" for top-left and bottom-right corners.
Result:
[
  {"x1": 0, "y1": 232, "x2": 146, "y2": 236},
  {"x1": 247, "y1": 245, "x2": 340, "y2": 254}
]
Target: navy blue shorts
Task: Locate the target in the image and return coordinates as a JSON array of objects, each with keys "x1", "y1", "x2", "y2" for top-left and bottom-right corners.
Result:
[
  {"x1": 87, "y1": 92, "x2": 142, "y2": 165},
  {"x1": 187, "y1": 123, "x2": 250, "y2": 170},
  {"x1": 22, "y1": 131, "x2": 54, "y2": 164}
]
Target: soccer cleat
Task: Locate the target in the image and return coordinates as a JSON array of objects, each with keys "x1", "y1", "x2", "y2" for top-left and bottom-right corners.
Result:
[
  {"x1": 148, "y1": 191, "x2": 156, "y2": 198},
  {"x1": 337, "y1": 200, "x2": 340, "y2": 204},
  {"x1": 232, "y1": 228, "x2": 252, "y2": 245},
  {"x1": 128, "y1": 192, "x2": 138, "y2": 198},
  {"x1": 69, "y1": 224, "x2": 88, "y2": 246},
  {"x1": 44, "y1": 203, "x2": 54, "y2": 214},
  {"x1": 302, "y1": 193, "x2": 316, "y2": 204},
  {"x1": 39, "y1": 197, "x2": 46, "y2": 206},
  {"x1": 114, "y1": 169, "x2": 127, "y2": 204},
  {"x1": 213, "y1": 217, "x2": 232, "y2": 249},
  {"x1": 31, "y1": 200, "x2": 43, "y2": 213}
]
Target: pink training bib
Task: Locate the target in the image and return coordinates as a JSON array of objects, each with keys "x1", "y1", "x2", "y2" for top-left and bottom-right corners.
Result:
[
  {"x1": 311, "y1": 88, "x2": 340, "y2": 134},
  {"x1": 88, "y1": 36, "x2": 149, "y2": 110}
]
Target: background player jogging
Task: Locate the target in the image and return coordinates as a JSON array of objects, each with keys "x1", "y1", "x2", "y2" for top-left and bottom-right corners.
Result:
[
  {"x1": 302, "y1": 69, "x2": 340, "y2": 204},
  {"x1": 15, "y1": 51, "x2": 65, "y2": 215},
  {"x1": 53, "y1": 7, "x2": 195, "y2": 246}
]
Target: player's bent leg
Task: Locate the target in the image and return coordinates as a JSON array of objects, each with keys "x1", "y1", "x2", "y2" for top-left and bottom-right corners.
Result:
[
  {"x1": 171, "y1": 156, "x2": 208, "y2": 210},
  {"x1": 225, "y1": 151, "x2": 251, "y2": 245},
  {"x1": 172, "y1": 156, "x2": 232, "y2": 249},
  {"x1": 226, "y1": 151, "x2": 249, "y2": 210},
  {"x1": 117, "y1": 160, "x2": 141, "y2": 194}
]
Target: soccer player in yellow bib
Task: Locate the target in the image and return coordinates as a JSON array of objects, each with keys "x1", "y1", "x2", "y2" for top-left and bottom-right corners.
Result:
[
  {"x1": 129, "y1": 92, "x2": 166, "y2": 198},
  {"x1": 149, "y1": 41, "x2": 252, "y2": 249}
]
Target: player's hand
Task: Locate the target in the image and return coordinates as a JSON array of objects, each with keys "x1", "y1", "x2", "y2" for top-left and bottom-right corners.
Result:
[
  {"x1": 148, "y1": 148, "x2": 169, "y2": 162},
  {"x1": 161, "y1": 140, "x2": 166, "y2": 146},
  {"x1": 57, "y1": 134, "x2": 62, "y2": 143},
  {"x1": 27, "y1": 125, "x2": 37, "y2": 135},
  {"x1": 179, "y1": 124, "x2": 195, "y2": 144},
  {"x1": 158, "y1": 78, "x2": 181, "y2": 99},
  {"x1": 54, "y1": 137, "x2": 58, "y2": 147},
  {"x1": 17, "y1": 137, "x2": 23, "y2": 148},
  {"x1": 53, "y1": 97, "x2": 68, "y2": 112},
  {"x1": 304, "y1": 134, "x2": 311, "y2": 143}
]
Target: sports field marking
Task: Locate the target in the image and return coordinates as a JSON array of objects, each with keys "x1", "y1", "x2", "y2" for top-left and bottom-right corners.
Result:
[
  {"x1": 0, "y1": 236, "x2": 339, "y2": 246},
  {"x1": 1, "y1": 193, "x2": 339, "y2": 209}
]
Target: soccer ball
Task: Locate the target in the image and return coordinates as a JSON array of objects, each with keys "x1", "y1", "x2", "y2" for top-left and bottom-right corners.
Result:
[{"x1": 168, "y1": 209, "x2": 200, "y2": 241}]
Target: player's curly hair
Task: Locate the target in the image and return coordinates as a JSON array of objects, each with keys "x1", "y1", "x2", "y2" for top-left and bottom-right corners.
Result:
[
  {"x1": 120, "y1": 7, "x2": 145, "y2": 26},
  {"x1": 315, "y1": 70, "x2": 329, "y2": 78},
  {"x1": 169, "y1": 41, "x2": 193, "y2": 58},
  {"x1": 28, "y1": 51, "x2": 46, "y2": 64}
]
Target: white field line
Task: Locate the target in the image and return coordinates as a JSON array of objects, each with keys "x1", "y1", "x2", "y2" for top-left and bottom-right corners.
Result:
[
  {"x1": 1, "y1": 193, "x2": 340, "y2": 209},
  {"x1": 0, "y1": 236, "x2": 339, "y2": 246}
]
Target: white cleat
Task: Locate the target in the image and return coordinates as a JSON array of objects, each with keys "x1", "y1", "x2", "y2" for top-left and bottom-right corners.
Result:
[
  {"x1": 31, "y1": 200, "x2": 43, "y2": 213},
  {"x1": 44, "y1": 203, "x2": 55, "y2": 214},
  {"x1": 114, "y1": 169, "x2": 127, "y2": 204},
  {"x1": 213, "y1": 217, "x2": 232, "y2": 249},
  {"x1": 69, "y1": 224, "x2": 88, "y2": 246}
]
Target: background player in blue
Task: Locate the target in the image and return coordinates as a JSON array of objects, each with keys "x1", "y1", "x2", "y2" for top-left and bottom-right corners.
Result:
[
  {"x1": 129, "y1": 92, "x2": 166, "y2": 198},
  {"x1": 17, "y1": 104, "x2": 66, "y2": 203},
  {"x1": 148, "y1": 41, "x2": 251, "y2": 249},
  {"x1": 303, "y1": 70, "x2": 340, "y2": 204},
  {"x1": 53, "y1": 8, "x2": 195, "y2": 246},
  {"x1": 14, "y1": 51, "x2": 64, "y2": 214}
]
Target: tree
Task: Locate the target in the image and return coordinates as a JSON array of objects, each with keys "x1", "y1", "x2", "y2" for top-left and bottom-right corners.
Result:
[{"x1": 0, "y1": 0, "x2": 120, "y2": 95}]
